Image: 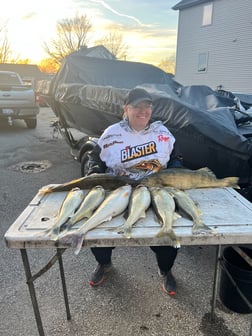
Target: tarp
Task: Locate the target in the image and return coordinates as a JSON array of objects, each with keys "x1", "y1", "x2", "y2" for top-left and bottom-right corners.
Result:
[{"x1": 48, "y1": 50, "x2": 252, "y2": 185}]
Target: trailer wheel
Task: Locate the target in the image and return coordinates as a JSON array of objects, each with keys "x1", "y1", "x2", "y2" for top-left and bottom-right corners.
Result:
[{"x1": 80, "y1": 151, "x2": 91, "y2": 177}]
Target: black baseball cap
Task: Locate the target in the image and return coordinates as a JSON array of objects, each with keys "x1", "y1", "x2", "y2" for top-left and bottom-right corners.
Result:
[{"x1": 124, "y1": 88, "x2": 152, "y2": 106}]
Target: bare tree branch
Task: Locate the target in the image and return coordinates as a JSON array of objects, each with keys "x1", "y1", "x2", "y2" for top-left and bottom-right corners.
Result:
[
  {"x1": 95, "y1": 30, "x2": 128, "y2": 60},
  {"x1": 43, "y1": 14, "x2": 92, "y2": 65},
  {"x1": 0, "y1": 24, "x2": 16, "y2": 63}
]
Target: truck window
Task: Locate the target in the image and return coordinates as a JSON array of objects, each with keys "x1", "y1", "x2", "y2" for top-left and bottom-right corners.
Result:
[{"x1": 0, "y1": 73, "x2": 21, "y2": 85}]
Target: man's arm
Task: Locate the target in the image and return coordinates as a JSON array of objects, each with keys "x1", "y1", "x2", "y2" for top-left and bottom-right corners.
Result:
[
  {"x1": 167, "y1": 143, "x2": 184, "y2": 168},
  {"x1": 87, "y1": 144, "x2": 107, "y2": 175}
]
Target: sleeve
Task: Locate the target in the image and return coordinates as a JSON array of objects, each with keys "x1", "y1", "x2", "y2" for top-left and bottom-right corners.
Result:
[
  {"x1": 87, "y1": 144, "x2": 107, "y2": 175},
  {"x1": 167, "y1": 142, "x2": 184, "y2": 168}
]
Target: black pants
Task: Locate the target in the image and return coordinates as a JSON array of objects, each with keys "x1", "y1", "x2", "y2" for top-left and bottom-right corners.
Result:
[{"x1": 90, "y1": 246, "x2": 178, "y2": 273}]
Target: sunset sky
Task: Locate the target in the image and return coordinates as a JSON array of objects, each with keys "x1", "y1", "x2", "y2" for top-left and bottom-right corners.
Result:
[{"x1": 0, "y1": 0, "x2": 179, "y2": 65}]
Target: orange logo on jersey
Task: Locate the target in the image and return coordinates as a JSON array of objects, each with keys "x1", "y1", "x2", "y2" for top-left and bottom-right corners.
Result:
[{"x1": 133, "y1": 159, "x2": 162, "y2": 173}]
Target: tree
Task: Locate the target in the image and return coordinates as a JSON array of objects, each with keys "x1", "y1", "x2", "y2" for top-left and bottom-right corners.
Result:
[
  {"x1": 0, "y1": 24, "x2": 17, "y2": 63},
  {"x1": 95, "y1": 30, "x2": 128, "y2": 60},
  {"x1": 158, "y1": 54, "x2": 176, "y2": 74},
  {"x1": 38, "y1": 58, "x2": 59, "y2": 73},
  {"x1": 43, "y1": 13, "x2": 92, "y2": 65}
]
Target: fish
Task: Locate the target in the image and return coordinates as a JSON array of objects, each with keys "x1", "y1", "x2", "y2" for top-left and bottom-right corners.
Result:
[
  {"x1": 149, "y1": 187, "x2": 181, "y2": 248},
  {"x1": 114, "y1": 184, "x2": 151, "y2": 238},
  {"x1": 60, "y1": 185, "x2": 106, "y2": 233},
  {"x1": 39, "y1": 173, "x2": 137, "y2": 194},
  {"x1": 140, "y1": 167, "x2": 240, "y2": 190},
  {"x1": 165, "y1": 187, "x2": 213, "y2": 235},
  {"x1": 45, "y1": 187, "x2": 85, "y2": 240},
  {"x1": 59, "y1": 185, "x2": 132, "y2": 255}
]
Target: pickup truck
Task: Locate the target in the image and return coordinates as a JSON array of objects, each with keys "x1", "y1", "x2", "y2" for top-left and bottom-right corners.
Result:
[{"x1": 0, "y1": 71, "x2": 39, "y2": 128}]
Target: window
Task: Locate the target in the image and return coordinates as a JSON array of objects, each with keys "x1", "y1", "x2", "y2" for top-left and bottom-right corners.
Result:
[
  {"x1": 198, "y1": 53, "x2": 208, "y2": 72},
  {"x1": 202, "y1": 3, "x2": 213, "y2": 26}
]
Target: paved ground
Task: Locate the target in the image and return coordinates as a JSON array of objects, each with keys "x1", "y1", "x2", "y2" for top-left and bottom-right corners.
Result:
[{"x1": 0, "y1": 108, "x2": 251, "y2": 336}]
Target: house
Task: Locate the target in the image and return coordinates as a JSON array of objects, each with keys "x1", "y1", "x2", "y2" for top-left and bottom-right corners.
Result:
[
  {"x1": 68, "y1": 45, "x2": 116, "y2": 60},
  {"x1": 0, "y1": 63, "x2": 50, "y2": 87},
  {"x1": 172, "y1": 0, "x2": 252, "y2": 94}
]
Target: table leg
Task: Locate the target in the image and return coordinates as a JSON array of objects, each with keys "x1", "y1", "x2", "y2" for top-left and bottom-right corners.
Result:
[
  {"x1": 211, "y1": 244, "x2": 222, "y2": 320},
  {"x1": 57, "y1": 248, "x2": 71, "y2": 320},
  {"x1": 20, "y1": 249, "x2": 45, "y2": 336}
]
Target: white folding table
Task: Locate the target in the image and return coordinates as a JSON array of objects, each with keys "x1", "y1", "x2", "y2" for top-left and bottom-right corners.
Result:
[{"x1": 4, "y1": 187, "x2": 252, "y2": 336}]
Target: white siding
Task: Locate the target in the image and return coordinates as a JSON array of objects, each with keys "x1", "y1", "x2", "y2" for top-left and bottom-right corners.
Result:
[{"x1": 174, "y1": 0, "x2": 252, "y2": 94}]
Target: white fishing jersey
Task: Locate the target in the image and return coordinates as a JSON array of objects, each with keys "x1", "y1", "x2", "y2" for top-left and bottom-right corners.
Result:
[{"x1": 98, "y1": 119, "x2": 175, "y2": 180}]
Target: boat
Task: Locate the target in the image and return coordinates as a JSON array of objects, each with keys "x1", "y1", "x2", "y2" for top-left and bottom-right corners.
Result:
[{"x1": 41, "y1": 48, "x2": 252, "y2": 199}]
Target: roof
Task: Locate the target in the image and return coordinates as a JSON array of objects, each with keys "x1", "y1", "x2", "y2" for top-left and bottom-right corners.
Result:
[
  {"x1": 69, "y1": 45, "x2": 116, "y2": 60},
  {"x1": 0, "y1": 63, "x2": 46, "y2": 80},
  {"x1": 172, "y1": 0, "x2": 212, "y2": 10}
]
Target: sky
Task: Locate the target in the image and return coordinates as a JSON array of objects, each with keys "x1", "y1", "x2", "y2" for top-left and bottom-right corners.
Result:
[{"x1": 0, "y1": 0, "x2": 179, "y2": 66}]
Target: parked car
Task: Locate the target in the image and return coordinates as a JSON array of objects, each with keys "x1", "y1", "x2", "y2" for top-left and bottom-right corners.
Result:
[{"x1": 0, "y1": 71, "x2": 39, "y2": 128}]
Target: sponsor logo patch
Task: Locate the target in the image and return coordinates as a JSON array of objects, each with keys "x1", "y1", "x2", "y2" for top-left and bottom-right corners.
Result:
[{"x1": 121, "y1": 141, "x2": 157, "y2": 162}]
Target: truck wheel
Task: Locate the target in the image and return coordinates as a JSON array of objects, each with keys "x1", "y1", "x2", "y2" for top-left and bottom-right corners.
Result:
[
  {"x1": 81, "y1": 151, "x2": 91, "y2": 177},
  {"x1": 25, "y1": 118, "x2": 37, "y2": 129}
]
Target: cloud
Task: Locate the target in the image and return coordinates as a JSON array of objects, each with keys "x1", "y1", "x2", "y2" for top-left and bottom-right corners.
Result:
[
  {"x1": 21, "y1": 12, "x2": 37, "y2": 20},
  {"x1": 90, "y1": 0, "x2": 144, "y2": 25}
]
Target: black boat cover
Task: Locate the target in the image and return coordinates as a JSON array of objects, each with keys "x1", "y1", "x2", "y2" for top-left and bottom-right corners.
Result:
[{"x1": 48, "y1": 50, "x2": 252, "y2": 185}]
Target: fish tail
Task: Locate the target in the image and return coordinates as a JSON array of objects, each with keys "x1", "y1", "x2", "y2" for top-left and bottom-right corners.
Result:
[
  {"x1": 73, "y1": 235, "x2": 85, "y2": 256},
  {"x1": 192, "y1": 221, "x2": 214, "y2": 235},
  {"x1": 107, "y1": 224, "x2": 132, "y2": 238},
  {"x1": 123, "y1": 225, "x2": 132, "y2": 239},
  {"x1": 222, "y1": 177, "x2": 240, "y2": 189},
  {"x1": 58, "y1": 232, "x2": 74, "y2": 245},
  {"x1": 48, "y1": 233, "x2": 59, "y2": 241},
  {"x1": 155, "y1": 228, "x2": 180, "y2": 248},
  {"x1": 47, "y1": 227, "x2": 61, "y2": 241}
]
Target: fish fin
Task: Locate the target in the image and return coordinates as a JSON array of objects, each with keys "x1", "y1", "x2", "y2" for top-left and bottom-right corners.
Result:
[
  {"x1": 123, "y1": 209, "x2": 129, "y2": 219},
  {"x1": 173, "y1": 212, "x2": 181, "y2": 221},
  {"x1": 85, "y1": 210, "x2": 94, "y2": 218},
  {"x1": 197, "y1": 167, "x2": 216, "y2": 177},
  {"x1": 138, "y1": 209, "x2": 147, "y2": 219},
  {"x1": 164, "y1": 187, "x2": 177, "y2": 196},
  {"x1": 103, "y1": 215, "x2": 113, "y2": 222}
]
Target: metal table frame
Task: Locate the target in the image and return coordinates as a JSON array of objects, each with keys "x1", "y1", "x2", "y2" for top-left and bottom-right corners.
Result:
[
  {"x1": 5, "y1": 187, "x2": 252, "y2": 336},
  {"x1": 20, "y1": 248, "x2": 70, "y2": 336},
  {"x1": 19, "y1": 245, "x2": 222, "y2": 336},
  {"x1": 19, "y1": 244, "x2": 252, "y2": 336}
]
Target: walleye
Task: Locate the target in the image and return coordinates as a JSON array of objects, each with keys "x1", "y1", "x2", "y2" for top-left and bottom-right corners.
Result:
[
  {"x1": 60, "y1": 185, "x2": 132, "y2": 255},
  {"x1": 140, "y1": 168, "x2": 239, "y2": 190},
  {"x1": 60, "y1": 185, "x2": 106, "y2": 234},
  {"x1": 39, "y1": 173, "x2": 137, "y2": 194},
  {"x1": 149, "y1": 187, "x2": 180, "y2": 248},
  {"x1": 166, "y1": 187, "x2": 213, "y2": 235},
  {"x1": 46, "y1": 187, "x2": 84, "y2": 240},
  {"x1": 115, "y1": 185, "x2": 151, "y2": 238}
]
